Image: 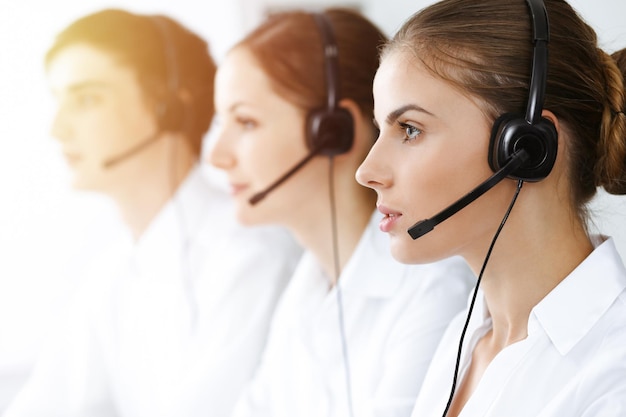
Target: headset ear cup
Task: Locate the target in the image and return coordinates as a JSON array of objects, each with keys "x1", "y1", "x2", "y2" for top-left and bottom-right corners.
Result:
[
  {"x1": 306, "y1": 107, "x2": 354, "y2": 156},
  {"x1": 489, "y1": 113, "x2": 558, "y2": 182}
]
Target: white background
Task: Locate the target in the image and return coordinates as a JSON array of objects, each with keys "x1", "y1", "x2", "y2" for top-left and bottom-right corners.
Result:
[{"x1": 0, "y1": 0, "x2": 624, "y2": 409}]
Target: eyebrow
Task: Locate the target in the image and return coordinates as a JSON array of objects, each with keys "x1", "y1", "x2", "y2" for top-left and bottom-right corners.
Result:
[
  {"x1": 228, "y1": 101, "x2": 245, "y2": 113},
  {"x1": 385, "y1": 104, "x2": 435, "y2": 125},
  {"x1": 66, "y1": 80, "x2": 110, "y2": 93}
]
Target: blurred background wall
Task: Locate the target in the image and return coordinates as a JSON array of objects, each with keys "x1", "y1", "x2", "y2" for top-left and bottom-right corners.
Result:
[{"x1": 0, "y1": 0, "x2": 624, "y2": 410}]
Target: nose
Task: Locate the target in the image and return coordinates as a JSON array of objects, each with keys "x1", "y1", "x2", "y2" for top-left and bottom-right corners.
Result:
[
  {"x1": 49, "y1": 106, "x2": 72, "y2": 142},
  {"x1": 355, "y1": 141, "x2": 391, "y2": 190},
  {"x1": 206, "y1": 129, "x2": 236, "y2": 170}
]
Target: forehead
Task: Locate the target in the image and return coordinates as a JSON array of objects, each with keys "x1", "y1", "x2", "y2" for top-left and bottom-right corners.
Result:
[
  {"x1": 374, "y1": 51, "x2": 416, "y2": 90},
  {"x1": 215, "y1": 47, "x2": 299, "y2": 114},
  {"x1": 47, "y1": 43, "x2": 139, "y2": 94},
  {"x1": 373, "y1": 50, "x2": 486, "y2": 123},
  {"x1": 373, "y1": 51, "x2": 438, "y2": 116},
  {"x1": 217, "y1": 48, "x2": 274, "y2": 95},
  {"x1": 374, "y1": 50, "x2": 450, "y2": 97}
]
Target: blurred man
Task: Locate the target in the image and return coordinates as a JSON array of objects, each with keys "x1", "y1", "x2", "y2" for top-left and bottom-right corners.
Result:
[{"x1": 3, "y1": 9, "x2": 301, "y2": 417}]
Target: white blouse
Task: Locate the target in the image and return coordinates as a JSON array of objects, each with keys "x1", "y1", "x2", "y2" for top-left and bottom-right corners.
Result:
[
  {"x1": 410, "y1": 236, "x2": 626, "y2": 417},
  {"x1": 232, "y1": 211, "x2": 475, "y2": 417},
  {"x1": 4, "y1": 166, "x2": 302, "y2": 417}
]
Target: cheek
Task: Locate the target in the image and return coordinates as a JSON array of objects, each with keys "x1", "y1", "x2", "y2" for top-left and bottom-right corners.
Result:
[
  {"x1": 73, "y1": 108, "x2": 133, "y2": 153},
  {"x1": 115, "y1": 103, "x2": 156, "y2": 138},
  {"x1": 251, "y1": 124, "x2": 308, "y2": 183},
  {"x1": 244, "y1": 137, "x2": 294, "y2": 185},
  {"x1": 417, "y1": 135, "x2": 488, "y2": 208},
  {"x1": 229, "y1": 137, "x2": 306, "y2": 224},
  {"x1": 391, "y1": 142, "x2": 492, "y2": 263},
  {"x1": 399, "y1": 146, "x2": 469, "y2": 216}
]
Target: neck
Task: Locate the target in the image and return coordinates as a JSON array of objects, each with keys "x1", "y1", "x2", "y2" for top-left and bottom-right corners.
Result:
[
  {"x1": 466, "y1": 191, "x2": 593, "y2": 347},
  {"x1": 288, "y1": 163, "x2": 376, "y2": 285},
  {"x1": 107, "y1": 134, "x2": 197, "y2": 240}
]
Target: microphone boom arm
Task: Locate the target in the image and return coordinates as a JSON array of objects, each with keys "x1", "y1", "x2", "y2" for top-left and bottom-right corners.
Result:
[
  {"x1": 248, "y1": 140, "x2": 329, "y2": 205},
  {"x1": 408, "y1": 150, "x2": 528, "y2": 239}
]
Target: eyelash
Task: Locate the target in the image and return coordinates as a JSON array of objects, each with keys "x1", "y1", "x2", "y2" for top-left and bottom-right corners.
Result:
[
  {"x1": 398, "y1": 122, "x2": 422, "y2": 143},
  {"x1": 235, "y1": 116, "x2": 257, "y2": 130},
  {"x1": 73, "y1": 93, "x2": 99, "y2": 109}
]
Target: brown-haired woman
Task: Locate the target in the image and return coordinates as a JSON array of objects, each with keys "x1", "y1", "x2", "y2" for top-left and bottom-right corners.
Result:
[
  {"x1": 356, "y1": 0, "x2": 626, "y2": 416},
  {"x1": 209, "y1": 8, "x2": 474, "y2": 417}
]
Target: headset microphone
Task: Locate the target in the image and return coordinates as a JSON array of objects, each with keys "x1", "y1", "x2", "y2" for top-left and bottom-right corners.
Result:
[
  {"x1": 103, "y1": 15, "x2": 184, "y2": 170},
  {"x1": 249, "y1": 12, "x2": 353, "y2": 206},
  {"x1": 432, "y1": 2, "x2": 553, "y2": 416},
  {"x1": 408, "y1": 149, "x2": 528, "y2": 240},
  {"x1": 248, "y1": 136, "x2": 332, "y2": 205},
  {"x1": 101, "y1": 131, "x2": 162, "y2": 169}
]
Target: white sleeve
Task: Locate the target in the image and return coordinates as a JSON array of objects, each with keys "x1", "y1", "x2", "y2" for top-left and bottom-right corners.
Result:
[
  {"x1": 230, "y1": 364, "x2": 273, "y2": 417},
  {"x1": 2, "y1": 281, "x2": 117, "y2": 417},
  {"x1": 176, "y1": 225, "x2": 301, "y2": 417}
]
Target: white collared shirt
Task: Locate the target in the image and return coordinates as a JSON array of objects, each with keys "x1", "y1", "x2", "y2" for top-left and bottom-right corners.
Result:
[
  {"x1": 232, "y1": 211, "x2": 475, "y2": 417},
  {"x1": 410, "y1": 236, "x2": 626, "y2": 417},
  {"x1": 4, "y1": 165, "x2": 302, "y2": 417}
]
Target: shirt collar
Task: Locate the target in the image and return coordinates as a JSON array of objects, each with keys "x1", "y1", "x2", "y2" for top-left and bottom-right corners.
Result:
[
  {"x1": 531, "y1": 236, "x2": 626, "y2": 355},
  {"x1": 338, "y1": 211, "x2": 407, "y2": 298}
]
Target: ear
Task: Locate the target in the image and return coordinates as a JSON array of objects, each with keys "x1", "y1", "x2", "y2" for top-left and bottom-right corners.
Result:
[
  {"x1": 541, "y1": 109, "x2": 559, "y2": 133},
  {"x1": 338, "y1": 98, "x2": 363, "y2": 125},
  {"x1": 539, "y1": 108, "x2": 572, "y2": 184},
  {"x1": 338, "y1": 98, "x2": 376, "y2": 155},
  {"x1": 541, "y1": 108, "x2": 564, "y2": 151}
]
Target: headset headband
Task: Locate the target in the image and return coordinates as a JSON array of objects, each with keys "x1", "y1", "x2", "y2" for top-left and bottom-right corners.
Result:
[
  {"x1": 150, "y1": 15, "x2": 179, "y2": 95},
  {"x1": 525, "y1": 0, "x2": 550, "y2": 125},
  {"x1": 312, "y1": 13, "x2": 340, "y2": 112}
]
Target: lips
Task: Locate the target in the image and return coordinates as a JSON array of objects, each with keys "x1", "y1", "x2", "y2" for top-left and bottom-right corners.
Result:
[
  {"x1": 62, "y1": 152, "x2": 81, "y2": 166},
  {"x1": 228, "y1": 182, "x2": 249, "y2": 197},
  {"x1": 377, "y1": 204, "x2": 403, "y2": 233}
]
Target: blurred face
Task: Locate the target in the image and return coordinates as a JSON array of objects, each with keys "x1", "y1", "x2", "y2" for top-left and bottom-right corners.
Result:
[
  {"x1": 356, "y1": 51, "x2": 517, "y2": 264},
  {"x1": 209, "y1": 47, "x2": 327, "y2": 226},
  {"x1": 47, "y1": 43, "x2": 158, "y2": 192}
]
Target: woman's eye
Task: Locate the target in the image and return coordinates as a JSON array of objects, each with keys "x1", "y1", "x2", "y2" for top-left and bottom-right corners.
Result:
[
  {"x1": 75, "y1": 93, "x2": 99, "y2": 109},
  {"x1": 236, "y1": 116, "x2": 257, "y2": 130},
  {"x1": 399, "y1": 122, "x2": 421, "y2": 142}
]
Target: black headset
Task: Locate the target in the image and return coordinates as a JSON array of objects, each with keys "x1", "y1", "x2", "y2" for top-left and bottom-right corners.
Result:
[
  {"x1": 306, "y1": 13, "x2": 354, "y2": 156},
  {"x1": 150, "y1": 15, "x2": 186, "y2": 132},
  {"x1": 488, "y1": 0, "x2": 558, "y2": 182}
]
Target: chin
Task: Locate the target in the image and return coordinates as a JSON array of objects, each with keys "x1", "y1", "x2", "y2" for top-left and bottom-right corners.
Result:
[
  {"x1": 389, "y1": 234, "x2": 444, "y2": 265},
  {"x1": 389, "y1": 235, "x2": 418, "y2": 264},
  {"x1": 236, "y1": 195, "x2": 291, "y2": 229},
  {"x1": 235, "y1": 205, "x2": 268, "y2": 227},
  {"x1": 70, "y1": 178, "x2": 94, "y2": 192},
  {"x1": 71, "y1": 181, "x2": 86, "y2": 190},
  {"x1": 235, "y1": 211, "x2": 257, "y2": 227},
  {"x1": 69, "y1": 170, "x2": 109, "y2": 193}
]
